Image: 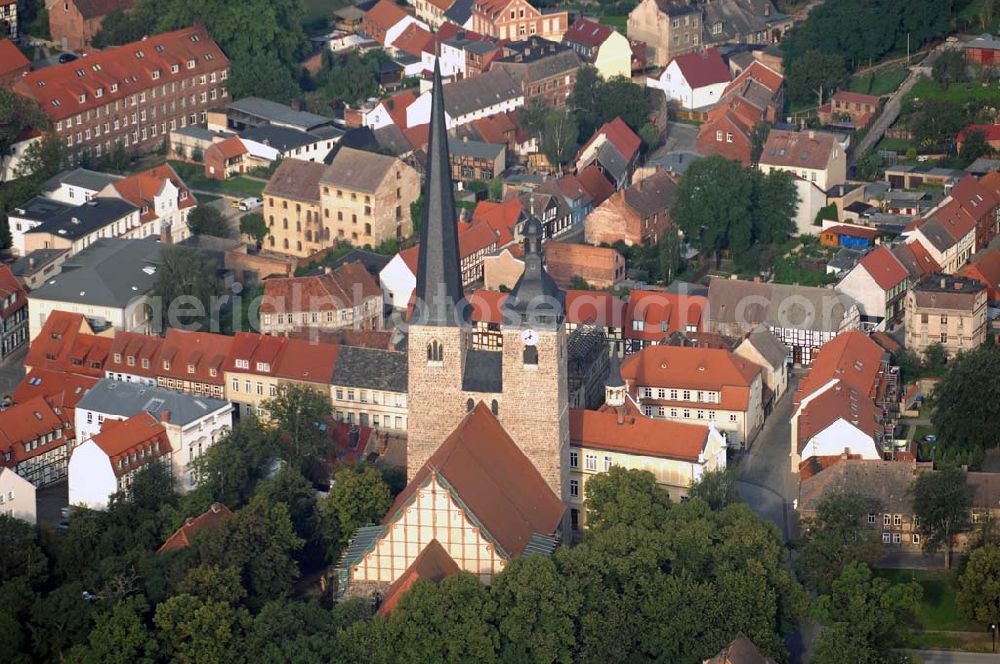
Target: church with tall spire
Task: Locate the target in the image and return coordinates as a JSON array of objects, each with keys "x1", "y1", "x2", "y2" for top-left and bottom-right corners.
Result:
[{"x1": 406, "y1": 62, "x2": 570, "y2": 502}]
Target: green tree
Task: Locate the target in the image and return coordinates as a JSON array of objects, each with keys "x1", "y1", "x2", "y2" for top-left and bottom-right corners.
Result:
[
  {"x1": 0, "y1": 578, "x2": 35, "y2": 664},
  {"x1": 91, "y1": 7, "x2": 154, "y2": 48},
  {"x1": 924, "y1": 342, "x2": 948, "y2": 372},
  {"x1": 228, "y1": 53, "x2": 301, "y2": 104},
  {"x1": 239, "y1": 212, "x2": 268, "y2": 247},
  {"x1": 69, "y1": 595, "x2": 158, "y2": 664},
  {"x1": 190, "y1": 419, "x2": 277, "y2": 508},
  {"x1": 518, "y1": 96, "x2": 549, "y2": 137},
  {"x1": 388, "y1": 572, "x2": 499, "y2": 662},
  {"x1": 0, "y1": 89, "x2": 48, "y2": 158},
  {"x1": 197, "y1": 495, "x2": 304, "y2": 606},
  {"x1": 315, "y1": 465, "x2": 392, "y2": 558},
  {"x1": 957, "y1": 545, "x2": 1000, "y2": 649},
  {"x1": 584, "y1": 466, "x2": 671, "y2": 532},
  {"x1": 797, "y1": 494, "x2": 883, "y2": 593},
  {"x1": 487, "y1": 176, "x2": 504, "y2": 202},
  {"x1": 638, "y1": 122, "x2": 660, "y2": 152},
  {"x1": 960, "y1": 128, "x2": 992, "y2": 166},
  {"x1": 149, "y1": 246, "x2": 222, "y2": 333},
  {"x1": 262, "y1": 383, "x2": 332, "y2": 472},
  {"x1": 813, "y1": 562, "x2": 920, "y2": 663},
  {"x1": 14, "y1": 133, "x2": 68, "y2": 180},
  {"x1": 540, "y1": 108, "x2": 579, "y2": 174},
  {"x1": 29, "y1": 582, "x2": 96, "y2": 662},
  {"x1": 177, "y1": 565, "x2": 247, "y2": 605},
  {"x1": 671, "y1": 155, "x2": 754, "y2": 265},
  {"x1": 254, "y1": 465, "x2": 316, "y2": 540},
  {"x1": 786, "y1": 50, "x2": 846, "y2": 105},
  {"x1": 597, "y1": 76, "x2": 651, "y2": 131},
  {"x1": 910, "y1": 98, "x2": 968, "y2": 150},
  {"x1": 750, "y1": 169, "x2": 798, "y2": 246},
  {"x1": 911, "y1": 464, "x2": 974, "y2": 568},
  {"x1": 154, "y1": 593, "x2": 250, "y2": 664},
  {"x1": 492, "y1": 555, "x2": 581, "y2": 663},
  {"x1": 315, "y1": 51, "x2": 381, "y2": 106},
  {"x1": 931, "y1": 345, "x2": 1000, "y2": 450},
  {"x1": 187, "y1": 204, "x2": 233, "y2": 238},
  {"x1": 569, "y1": 65, "x2": 603, "y2": 139},
  {"x1": 750, "y1": 122, "x2": 771, "y2": 166},
  {"x1": 0, "y1": 516, "x2": 48, "y2": 585},
  {"x1": 933, "y1": 48, "x2": 970, "y2": 88},
  {"x1": 688, "y1": 468, "x2": 741, "y2": 511}
]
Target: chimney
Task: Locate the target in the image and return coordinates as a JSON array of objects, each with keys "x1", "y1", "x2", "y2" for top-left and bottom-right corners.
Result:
[
  {"x1": 28, "y1": 257, "x2": 35, "y2": 269},
  {"x1": 324, "y1": 266, "x2": 333, "y2": 274},
  {"x1": 808, "y1": 130, "x2": 815, "y2": 139},
  {"x1": 616, "y1": 405, "x2": 625, "y2": 425},
  {"x1": 185, "y1": 517, "x2": 195, "y2": 525},
  {"x1": 210, "y1": 503, "x2": 222, "y2": 513},
  {"x1": 618, "y1": 187, "x2": 625, "y2": 202},
  {"x1": 161, "y1": 410, "x2": 170, "y2": 423},
  {"x1": 940, "y1": 277, "x2": 947, "y2": 289}
]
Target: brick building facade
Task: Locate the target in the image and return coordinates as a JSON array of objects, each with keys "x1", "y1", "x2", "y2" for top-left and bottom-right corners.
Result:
[
  {"x1": 49, "y1": 0, "x2": 134, "y2": 52},
  {"x1": 14, "y1": 26, "x2": 229, "y2": 164}
]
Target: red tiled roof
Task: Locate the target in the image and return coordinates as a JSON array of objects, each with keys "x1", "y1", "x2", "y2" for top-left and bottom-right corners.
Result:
[
  {"x1": 91, "y1": 411, "x2": 171, "y2": 476},
  {"x1": 25, "y1": 311, "x2": 111, "y2": 378},
  {"x1": 377, "y1": 539, "x2": 459, "y2": 616},
  {"x1": 0, "y1": 264, "x2": 26, "y2": 318},
  {"x1": 467, "y1": 288, "x2": 625, "y2": 327},
  {"x1": 0, "y1": 395, "x2": 69, "y2": 464},
  {"x1": 472, "y1": 111, "x2": 517, "y2": 145},
  {"x1": 472, "y1": 198, "x2": 521, "y2": 246},
  {"x1": 620, "y1": 345, "x2": 761, "y2": 411},
  {"x1": 224, "y1": 332, "x2": 286, "y2": 375},
  {"x1": 399, "y1": 220, "x2": 498, "y2": 273},
  {"x1": 157, "y1": 329, "x2": 233, "y2": 386},
  {"x1": 13, "y1": 369, "x2": 96, "y2": 411},
  {"x1": 381, "y1": 89, "x2": 419, "y2": 129},
  {"x1": 13, "y1": 26, "x2": 227, "y2": 122},
  {"x1": 364, "y1": 0, "x2": 410, "y2": 32},
  {"x1": 727, "y1": 60, "x2": 783, "y2": 95},
  {"x1": 273, "y1": 337, "x2": 339, "y2": 383},
  {"x1": 796, "y1": 330, "x2": 886, "y2": 402},
  {"x1": 112, "y1": 163, "x2": 196, "y2": 223},
  {"x1": 797, "y1": 381, "x2": 882, "y2": 445},
  {"x1": 579, "y1": 117, "x2": 641, "y2": 164},
  {"x1": 106, "y1": 331, "x2": 163, "y2": 379},
  {"x1": 570, "y1": 401, "x2": 710, "y2": 461},
  {"x1": 671, "y1": 47, "x2": 730, "y2": 89},
  {"x1": 576, "y1": 163, "x2": 614, "y2": 207},
  {"x1": 72, "y1": 0, "x2": 134, "y2": 20},
  {"x1": 760, "y1": 129, "x2": 838, "y2": 171},
  {"x1": 158, "y1": 503, "x2": 234, "y2": 553},
  {"x1": 211, "y1": 137, "x2": 247, "y2": 160},
  {"x1": 261, "y1": 261, "x2": 381, "y2": 314},
  {"x1": 832, "y1": 90, "x2": 878, "y2": 106},
  {"x1": 859, "y1": 245, "x2": 908, "y2": 291},
  {"x1": 958, "y1": 123, "x2": 1000, "y2": 143},
  {"x1": 891, "y1": 241, "x2": 940, "y2": 279},
  {"x1": 822, "y1": 224, "x2": 878, "y2": 240},
  {"x1": 959, "y1": 247, "x2": 1000, "y2": 299},
  {"x1": 0, "y1": 39, "x2": 30, "y2": 79},
  {"x1": 392, "y1": 23, "x2": 435, "y2": 57},
  {"x1": 563, "y1": 17, "x2": 614, "y2": 48},
  {"x1": 385, "y1": 402, "x2": 564, "y2": 558},
  {"x1": 624, "y1": 289, "x2": 707, "y2": 341}
]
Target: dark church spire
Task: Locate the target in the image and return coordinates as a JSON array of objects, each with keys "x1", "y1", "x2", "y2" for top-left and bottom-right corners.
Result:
[
  {"x1": 503, "y1": 212, "x2": 564, "y2": 327},
  {"x1": 413, "y1": 61, "x2": 466, "y2": 326}
]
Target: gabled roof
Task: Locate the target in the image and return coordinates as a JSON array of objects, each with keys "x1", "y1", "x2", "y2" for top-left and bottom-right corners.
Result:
[
  {"x1": 576, "y1": 164, "x2": 615, "y2": 207},
  {"x1": 210, "y1": 137, "x2": 248, "y2": 160},
  {"x1": 106, "y1": 331, "x2": 163, "y2": 378},
  {"x1": 157, "y1": 329, "x2": 233, "y2": 386},
  {"x1": 798, "y1": 459, "x2": 917, "y2": 514},
  {"x1": 71, "y1": 0, "x2": 134, "y2": 20},
  {"x1": 330, "y1": 345, "x2": 407, "y2": 392},
  {"x1": 858, "y1": 245, "x2": 908, "y2": 291},
  {"x1": 377, "y1": 539, "x2": 460, "y2": 616},
  {"x1": 263, "y1": 157, "x2": 325, "y2": 202},
  {"x1": 392, "y1": 22, "x2": 435, "y2": 57},
  {"x1": 157, "y1": 503, "x2": 233, "y2": 554},
  {"x1": 76, "y1": 378, "x2": 230, "y2": 426},
  {"x1": 13, "y1": 369, "x2": 96, "y2": 412},
  {"x1": 111, "y1": 163, "x2": 196, "y2": 223},
  {"x1": 796, "y1": 330, "x2": 886, "y2": 401},
  {"x1": 578, "y1": 117, "x2": 641, "y2": 165},
  {"x1": 0, "y1": 395, "x2": 70, "y2": 464},
  {"x1": 959, "y1": 247, "x2": 1000, "y2": 297},
  {"x1": 0, "y1": 39, "x2": 30, "y2": 78},
  {"x1": 958, "y1": 123, "x2": 1000, "y2": 143},
  {"x1": 468, "y1": 288, "x2": 625, "y2": 327},
  {"x1": 759, "y1": 129, "x2": 838, "y2": 171},
  {"x1": 0, "y1": 264, "x2": 26, "y2": 318},
  {"x1": 832, "y1": 90, "x2": 878, "y2": 106},
  {"x1": 562, "y1": 17, "x2": 614, "y2": 48},
  {"x1": 440, "y1": 69, "x2": 522, "y2": 118},
  {"x1": 385, "y1": 402, "x2": 564, "y2": 558},
  {"x1": 891, "y1": 241, "x2": 940, "y2": 280},
  {"x1": 707, "y1": 278, "x2": 856, "y2": 333},
  {"x1": 399, "y1": 220, "x2": 499, "y2": 274},
  {"x1": 90, "y1": 411, "x2": 171, "y2": 476},
  {"x1": 625, "y1": 169, "x2": 678, "y2": 219},
  {"x1": 321, "y1": 147, "x2": 400, "y2": 193},
  {"x1": 822, "y1": 224, "x2": 878, "y2": 240},
  {"x1": 364, "y1": 0, "x2": 411, "y2": 33},
  {"x1": 671, "y1": 48, "x2": 731, "y2": 89},
  {"x1": 742, "y1": 325, "x2": 787, "y2": 368},
  {"x1": 25, "y1": 311, "x2": 111, "y2": 378},
  {"x1": 726, "y1": 60, "x2": 783, "y2": 96},
  {"x1": 570, "y1": 402, "x2": 713, "y2": 461},
  {"x1": 261, "y1": 261, "x2": 381, "y2": 314},
  {"x1": 625, "y1": 289, "x2": 706, "y2": 341}
]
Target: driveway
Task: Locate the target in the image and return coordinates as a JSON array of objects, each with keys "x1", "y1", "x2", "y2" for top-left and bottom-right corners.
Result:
[
  {"x1": 648, "y1": 122, "x2": 702, "y2": 175},
  {"x1": 736, "y1": 371, "x2": 801, "y2": 542}
]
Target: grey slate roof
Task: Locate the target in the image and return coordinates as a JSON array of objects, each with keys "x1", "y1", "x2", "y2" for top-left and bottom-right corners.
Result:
[
  {"x1": 77, "y1": 378, "x2": 230, "y2": 426},
  {"x1": 228, "y1": 97, "x2": 334, "y2": 132},
  {"x1": 29, "y1": 238, "x2": 163, "y2": 308},
  {"x1": 320, "y1": 147, "x2": 399, "y2": 194},
  {"x1": 707, "y1": 277, "x2": 856, "y2": 333},
  {"x1": 10, "y1": 196, "x2": 73, "y2": 222},
  {"x1": 916, "y1": 219, "x2": 956, "y2": 252},
  {"x1": 373, "y1": 124, "x2": 415, "y2": 156},
  {"x1": 27, "y1": 197, "x2": 138, "y2": 241},
  {"x1": 827, "y1": 247, "x2": 865, "y2": 272},
  {"x1": 444, "y1": 0, "x2": 474, "y2": 26},
  {"x1": 11, "y1": 248, "x2": 68, "y2": 278},
  {"x1": 443, "y1": 69, "x2": 522, "y2": 119},
  {"x1": 594, "y1": 141, "x2": 627, "y2": 183},
  {"x1": 798, "y1": 459, "x2": 917, "y2": 514},
  {"x1": 494, "y1": 47, "x2": 581, "y2": 87},
  {"x1": 171, "y1": 126, "x2": 229, "y2": 141},
  {"x1": 241, "y1": 125, "x2": 322, "y2": 152},
  {"x1": 462, "y1": 349, "x2": 503, "y2": 393},
  {"x1": 42, "y1": 168, "x2": 121, "y2": 194},
  {"x1": 625, "y1": 170, "x2": 677, "y2": 218},
  {"x1": 448, "y1": 138, "x2": 504, "y2": 161},
  {"x1": 330, "y1": 345, "x2": 407, "y2": 392},
  {"x1": 744, "y1": 325, "x2": 787, "y2": 368}
]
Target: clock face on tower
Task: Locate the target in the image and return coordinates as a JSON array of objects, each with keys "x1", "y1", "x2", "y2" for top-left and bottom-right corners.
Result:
[{"x1": 521, "y1": 328, "x2": 538, "y2": 346}]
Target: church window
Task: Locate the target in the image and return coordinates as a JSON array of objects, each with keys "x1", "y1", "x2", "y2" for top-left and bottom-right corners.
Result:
[
  {"x1": 427, "y1": 340, "x2": 443, "y2": 363},
  {"x1": 491, "y1": 399, "x2": 499, "y2": 416},
  {"x1": 466, "y1": 398, "x2": 474, "y2": 412},
  {"x1": 523, "y1": 345, "x2": 538, "y2": 365}
]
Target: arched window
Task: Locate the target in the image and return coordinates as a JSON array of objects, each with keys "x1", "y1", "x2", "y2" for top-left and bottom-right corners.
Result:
[
  {"x1": 426, "y1": 340, "x2": 443, "y2": 363},
  {"x1": 466, "y1": 398, "x2": 474, "y2": 412},
  {"x1": 283, "y1": 238, "x2": 289, "y2": 249},
  {"x1": 296, "y1": 221, "x2": 301, "y2": 232},
  {"x1": 268, "y1": 236, "x2": 274, "y2": 247},
  {"x1": 491, "y1": 399, "x2": 499, "y2": 416},
  {"x1": 523, "y1": 346, "x2": 538, "y2": 365},
  {"x1": 305, "y1": 229, "x2": 312, "y2": 242}
]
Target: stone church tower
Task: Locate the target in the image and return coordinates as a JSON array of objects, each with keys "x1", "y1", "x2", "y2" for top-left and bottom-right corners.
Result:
[{"x1": 407, "y1": 62, "x2": 569, "y2": 501}]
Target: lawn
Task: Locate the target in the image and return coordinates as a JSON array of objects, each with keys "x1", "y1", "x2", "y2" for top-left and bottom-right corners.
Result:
[
  {"x1": 906, "y1": 79, "x2": 1000, "y2": 106},
  {"x1": 874, "y1": 569, "x2": 981, "y2": 633},
  {"x1": 303, "y1": 0, "x2": 348, "y2": 33},
  {"x1": 849, "y1": 65, "x2": 909, "y2": 97},
  {"x1": 168, "y1": 161, "x2": 265, "y2": 199},
  {"x1": 877, "y1": 136, "x2": 916, "y2": 153},
  {"x1": 599, "y1": 15, "x2": 628, "y2": 30}
]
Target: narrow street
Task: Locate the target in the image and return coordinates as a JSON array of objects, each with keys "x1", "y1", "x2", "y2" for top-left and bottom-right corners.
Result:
[{"x1": 736, "y1": 371, "x2": 801, "y2": 543}]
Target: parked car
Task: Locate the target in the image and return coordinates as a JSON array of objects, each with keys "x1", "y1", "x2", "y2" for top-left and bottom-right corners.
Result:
[
  {"x1": 58, "y1": 53, "x2": 78, "y2": 63},
  {"x1": 238, "y1": 197, "x2": 263, "y2": 211},
  {"x1": 922, "y1": 434, "x2": 937, "y2": 443}
]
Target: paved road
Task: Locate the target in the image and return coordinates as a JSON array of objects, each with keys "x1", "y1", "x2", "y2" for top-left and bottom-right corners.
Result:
[
  {"x1": 648, "y1": 122, "x2": 701, "y2": 175},
  {"x1": 0, "y1": 345, "x2": 27, "y2": 398},
  {"x1": 897, "y1": 649, "x2": 999, "y2": 663},
  {"x1": 736, "y1": 371, "x2": 801, "y2": 542}
]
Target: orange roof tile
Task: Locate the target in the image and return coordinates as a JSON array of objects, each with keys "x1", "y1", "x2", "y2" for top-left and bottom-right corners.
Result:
[
  {"x1": 211, "y1": 137, "x2": 247, "y2": 160},
  {"x1": 25, "y1": 311, "x2": 111, "y2": 378},
  {"x1": 13, "y1": 26, "x2": 228, "y2": 123},
  {"x1": 578, "y1": 117, "x2": 641, "y2": 164},
  {"x1": 576, "y1": 164, "x2": 614, "y2": 206},
  {"x1": 0, "y1": 39, "x2": 30, "y2": 79},
  {"x1": 13, "y1": 369, "x2": 96, "y2": 411},
  {"x1": 364, "y1": 0, "x2": 410, "y2": 32},
  {"x1": 386, "y1": 402, "x2": 563, "y2": 558},
  {"x1": 157, "y1": 329, "x2": 233, "y2": 386},
  {"x1": 0, "y1": 395, "x2": 69, "y2": 464},
  {"x1": 472, "y1": 197, "x2": 521, "y2": 246},
  {"x1": 796, "y1": 330, "x2": 886, "y2": 401},
  {"x1": 91, "y1": 412, "x2": 171, "y2": 476},
  {"x1": 392, "y1": 23, "x2": 435, "y2": 57},
  {"x1": 106, "y1": 331, "x2": 163, "y2": 379},
  {"x1": 158, "y1": 503, "x2": 234, "y2": 554},
  {"x1": 112, "y1": 163, "x2": 196, "y2": 223},
  {"x1": 959, "y1": 247, "x2": 1000, "y2": 299},
  {"x1": 625, "y1": 289, "x2": 707, "y2": 341},
  {"x1": 859, "y1": 245, "x2": 908, "y2": 291},
  {"x1": 620, "y1": 345, "x2": 761, "y2": 411},
  {"x1": 377, "y1": 539, "x2": 460, "y2": 615},
  {"x1": 261, "y1": 261, "x2": 381, "y2": 315},
  {"x1": 570, "y1": 401, "x2": 710, "y2": 461},
  {"x1": 0, "y1": 264, "x2": 26, "y2": 318},
  {"x1": 273, "y1": 337, "x2": 339, "y2": 383},
  {"x1": 399, "y1": 221, "x2": 499, "y2": 274}
]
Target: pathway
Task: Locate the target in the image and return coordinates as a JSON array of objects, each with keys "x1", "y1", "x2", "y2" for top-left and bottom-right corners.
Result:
[{"x1": 896, "y1": 650, "x2": 998, "y2": 663}]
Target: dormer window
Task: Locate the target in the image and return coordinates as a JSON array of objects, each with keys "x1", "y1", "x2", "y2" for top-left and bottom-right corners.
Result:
[
  {"x1": 51, "y1": 99, "x2": 61, "y2": 107},
  {"x1": 205, "y1": 54, "x2": 214, "y2": 61},
  {"x1": 171, "y1": 64, "x2": 180, "y2": 74},
  {"x1": 111, "y1": 83, "x2": 119, "y2": 92},
  {"x1": 190, "y1": 34, "x2": 201, "y2": 42},
  {"x1": 187, "y1": 59, "x2": 196, "y2": 69},
  {"x1": 75, "y1": 69, "x2": 84, "y2": 77},
  {"x1": 78, "y1": 94, "x2": 87, "y2": 103},
  {"x1": 152, "y1": 70, "x2": 161, "y2": 80},
  {"x1": 256, "y1": 362, "x2": 270, "y2": 372},
  {"x1": 163, "y1": 360, "x2": 171, "y2": 370},
  {"x1": 114, "y1": 353, "x2": 122, "y2": 363},
  {"x1": 209, "y1": 368, "x2": 217, "y2": 377},
  {"x1": 235, "y1": 358, "x2": 249, "y2": 370},
  {"x1": 142, "y1": 358, "x2": 149, "y2": 369},
  {"x1": 187, "y1": 364, "x2": 195, "y2": 374},
  {"x1": 127, "y1": 356, "x2": 136, "y2": 366},
  {"x1": 155, "y1": 44, "x2": 165, "y2": 53},
  {"x1": 95, "y1": 88, "x2": 103, "y2": 98},
  {"x1": 135, "y1": 50, "x2": 145, "y2": 59}
]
